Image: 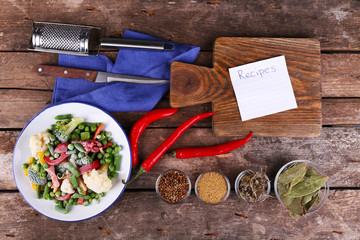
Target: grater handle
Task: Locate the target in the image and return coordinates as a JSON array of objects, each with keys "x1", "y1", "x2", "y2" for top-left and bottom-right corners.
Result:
[{"x1": 99, "y1": 38, "x2": 175, "y2": 51}]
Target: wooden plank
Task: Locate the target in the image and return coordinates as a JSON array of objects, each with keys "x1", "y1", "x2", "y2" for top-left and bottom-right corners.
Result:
[
  {"x1": 0, "y1": 190, "x2": 359, "y2": 239},
  {"x1": 322, "y1": 98, "x2": 360, "y2": 125},
  {"x1": 0, "y1": 0, "x2": 359, "y2": 51},
  {"x1": 4, "y1": 127, "x2": 360, "y2": 190},
  {"x1": 0, "y1": 88, "x2": 359, "y2": 128},
  {"x1": 0, "y1": 52, "x2": 359, "y2": 98},
  {"x1": 171, "y1": 37, "x2": 322, "y2": 137},
  {"x1": 321, "y1": 53, "x2": 360, "y2": 97}
]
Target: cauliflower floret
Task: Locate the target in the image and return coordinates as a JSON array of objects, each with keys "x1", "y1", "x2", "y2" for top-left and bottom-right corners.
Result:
[
  {"x1": 30, "y1": 132, "x2": 51, "y2": 158},
  {"x1": 60, "y1": 178, "x2": 75, "y2": 194},
  {"x1": 82, "y1": 169, "x2": 112, "y2": 193}
]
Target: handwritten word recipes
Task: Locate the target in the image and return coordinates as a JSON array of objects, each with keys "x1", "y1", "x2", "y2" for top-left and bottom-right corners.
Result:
[{"x1": 228, "y1": 56, "x2": 297, "y2": 121}]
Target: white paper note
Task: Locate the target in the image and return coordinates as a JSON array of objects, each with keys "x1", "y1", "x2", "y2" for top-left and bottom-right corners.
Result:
[{"x1": 228, "y1": 55, "x2": 297, "y2": 121}]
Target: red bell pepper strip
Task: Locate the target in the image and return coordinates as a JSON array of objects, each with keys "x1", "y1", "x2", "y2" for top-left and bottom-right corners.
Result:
[
  {"x1": 55, "y1": 193, "x2": 72, "y2": 201},
  {"x1": 78, "y1": 198, "x2": 85, "y2": 205},
  {"x1": 130, "y1": 108, "x2": 178, "y2": 167},
  {"x1": 54, "y1": 143, "x2": 68, "y2": 153},
  {"x1": 93, "y1": 124, "x2": 104, "y2": 140},
  {"x1": 75, "y1": 140, "x2": 102, "y2": 154},
  {"x1": 45, "y1": 153, "x2": 70, "y2": 166},
  {"x1": 102, "y1": 142, "x2": 113, "y2": 149},
  {"x1": 78, "y1": 160, "x2": 101, "y2": 175},
  {"x1": 123, "y1": 112, "x2": 215, "y2": 185},
  {"x1": 171, "y1": 131, "x2": 253, "y2": 159},
  {"x1": 45, "y1": 165, "x2": 60, "y2": 188}
]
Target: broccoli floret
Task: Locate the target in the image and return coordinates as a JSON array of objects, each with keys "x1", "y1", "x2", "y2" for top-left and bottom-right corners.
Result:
[
  {"x1": 75, "y1": 155, "x2": 92, "y2": 167},
  {"x1": 55, "y1": 162, "x2": 67, "y2": 175},
  {"x1": 53, "y1": 117, "x2": 84, "y2": 142},
  {"x1": 28, "y1": 164, "x2": 47, "y2": 185}
]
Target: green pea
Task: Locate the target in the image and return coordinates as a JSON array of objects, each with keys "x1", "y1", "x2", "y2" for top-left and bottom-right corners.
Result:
[
  {"x1": 78, "y1": 123, "x2": 85, "y2": 130},
  {"x1": 55, "y1": 191, "x2": 61, "y2": 197},
  {"x1": 74, "y1": 129, "x2": 81, "y2": 134},
  {"x1": 111, "y1": 172, "x2": 118, "y2": 178},
  {"x1": 100, "y1": 159, "x2": 105, "y2": 165},
  {"x1": 106, "y1": 147, "x2": 112, "y2": 153},
  {"x1": 105, "y1": 153, "x2": 111, "y2": 158},
  {"x1": 54, "y1": 199, "x2": 59, "y2": 204},
  {"x1": 78, "y1": 152, "x2": 85, "y2": 158},
  {"x1": 99, "y1": 193, "x2": 105, "y2": 197},
  {"x1": 102, "y1": 139, "x2": 108, "y2": 146},
  {"x1": 54, "y1": 140, "x2": 60, "y2": 146},
  {"x1": 43, "y1": 163, "x2": 49, "y2": 169},
  {"x1": 67, "y1": 144, "x2": 74, "y2": 150},
  {"x1": 84, "y1": 127, "x2": 89, "y2": 132},
  {"x1": 53, "y1": 152, "x2": 60, "y2": 159},
  {"x1": 105, "y1": 158, "x2": 112, "y2": 163},
  {"x1": 97, "y1": 153, "x2": 103, "y2": 159},
  {"x1": 22, "y1": 163, "x2": 29, "y2": 169},
  {"x1": 50, "y1": 192, "x2": 55, "y2": 197},
  {"x1": 90, "y1": 125, "x2": 97, "y2": 132},
  {"x1": 44, "y1": 150, "x2": 50, "y2": 157}
]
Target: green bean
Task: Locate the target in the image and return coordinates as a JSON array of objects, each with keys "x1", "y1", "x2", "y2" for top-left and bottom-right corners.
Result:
[
  {"x1": 109, "y1": 164, "x2": 115, "y2": 172},
  {"x1": 77, "y1": 187, "x2": 84, "y2": 195},
  {"x1": 74, "y1": 143, "x2": 85, "y2": 152},
  {"x1": 68, "y1": 198, "x2": 74, "y2": 204},
  {"x1": 55, "y1": 202, "x2": 71, "y2": 214},
  {"x1": 70, "y1": 174, "x2": 78, "y2": 188},
  {"x1": 36, "y1": 184, "x2": 42, "y2": 199},
  {"x1": 64, "y1": 162, "x2": 80, "y2": 177},
  {"x1": 48, "y1": 145, "x2": 55, "y2": 156},
  {"x1": 71, "y1": 193, "x2": 91, "y2": 200},
  {"x1": 66, "y1": 150, "x2": 76, "y2": 155},
  {"x1": 114, "y1": 155, "x2": 121, "y2": 171},
  {"x1": 55, "y1": 114, "x2": 72, "y2": 120},
  {"x1": 50, "y1": 135, "x2": 56, "y2": 142},
  {"x1": 22, "y1": 163, "x2": 28, "y2": 169}
]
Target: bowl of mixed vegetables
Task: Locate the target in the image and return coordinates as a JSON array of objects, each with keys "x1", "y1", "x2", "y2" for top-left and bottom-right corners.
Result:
[{"x1": 12, "y1": 102, "x2": 131, "y2": 221}]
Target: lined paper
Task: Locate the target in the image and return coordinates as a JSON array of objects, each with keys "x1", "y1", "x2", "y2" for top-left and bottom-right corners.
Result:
[{"x1": 228, "y1": 56, "x2": 297, "y2": 121}]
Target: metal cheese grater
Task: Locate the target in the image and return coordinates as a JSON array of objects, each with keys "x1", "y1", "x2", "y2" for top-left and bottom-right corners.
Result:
[{"x1": 28, "y1": 22, "x2": 174, "y2": 56}]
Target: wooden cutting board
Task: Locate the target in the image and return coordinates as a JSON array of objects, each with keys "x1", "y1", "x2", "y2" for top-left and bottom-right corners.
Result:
[{"x1": 170, "y1": 37, "x2": 321, "y2": 137}]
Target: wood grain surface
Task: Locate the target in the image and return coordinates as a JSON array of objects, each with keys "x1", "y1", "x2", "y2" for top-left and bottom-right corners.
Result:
[
  {"x1": 171, "y1": 38, "x2": 322, "y2": 137},
  {"x1": 0, "y1": 191, "x2": 359, "y2": 239},
  {"x1": 0, "y1": 0, "x2": 359, "y2": 239}
]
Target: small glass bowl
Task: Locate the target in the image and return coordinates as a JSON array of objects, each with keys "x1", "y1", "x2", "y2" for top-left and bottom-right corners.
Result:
[
  {"x1": 155, "y1": 169, "x2": 191, "y2": 204},
  {"x1": 194, "y1": 171, "x2": 231, "y2": 204},
  {"x1": 235, "y1": 169, "x2": 271, "y2": 203},
  {"x1": 274, "y1": 160, "x2": 329, "y2": 214}
]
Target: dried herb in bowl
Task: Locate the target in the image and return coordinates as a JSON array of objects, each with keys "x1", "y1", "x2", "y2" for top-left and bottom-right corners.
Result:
[
  {"x1": 236, "y1": 169, "x2": 270, "y2": 203},
  {"x1": 276, "y1": 161, "x2": 329, "y2": 217}
]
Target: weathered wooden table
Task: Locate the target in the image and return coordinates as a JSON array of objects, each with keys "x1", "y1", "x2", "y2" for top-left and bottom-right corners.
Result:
[{"x1": 1, "y1": 1, "x2": 359, "y2": 239}]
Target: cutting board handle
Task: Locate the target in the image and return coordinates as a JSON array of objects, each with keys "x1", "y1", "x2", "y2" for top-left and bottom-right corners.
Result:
[{"x1": 170, "y1": 61, "x2": 216, "y2": 108}]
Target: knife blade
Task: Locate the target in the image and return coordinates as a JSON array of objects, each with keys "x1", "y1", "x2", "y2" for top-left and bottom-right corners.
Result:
[{"x1": 34, "y1": 65, "x2": 169, "y2": 85}]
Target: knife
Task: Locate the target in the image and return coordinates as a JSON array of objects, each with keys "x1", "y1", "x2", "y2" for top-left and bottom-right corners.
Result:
[{"x1": 34, "y1": 64, "x2": 169, "y2": 85}]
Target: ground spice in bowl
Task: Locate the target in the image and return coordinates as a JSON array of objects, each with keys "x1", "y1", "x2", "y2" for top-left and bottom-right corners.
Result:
[
  {"x1": 155, "y1": 169, "x2": 191, "y2": 203},
  {"x1": 195, "y1": 171, "x2": 230, "y2": 204}
]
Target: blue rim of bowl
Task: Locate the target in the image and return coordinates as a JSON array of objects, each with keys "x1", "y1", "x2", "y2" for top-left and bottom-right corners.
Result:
[
  {"x1": 194, "y1": 171, "x2": 231, "y2": 204},
  {"x1": 12, "y1": 102, "x2": 132, "y2": 222},
  {"x1": 234, "y1": 168, "x2": 271, "y2": 204},
  {"x1": 274, "y1": 160, "x2": 330, "y2": 214},
  {"x1": 155, "y1": 169, "x2": 192, "y2": 204}
]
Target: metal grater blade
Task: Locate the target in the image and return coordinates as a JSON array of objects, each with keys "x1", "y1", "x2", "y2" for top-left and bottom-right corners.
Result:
[{"x1": 41, "y1": 25, "x2": 82, "y2": 52}]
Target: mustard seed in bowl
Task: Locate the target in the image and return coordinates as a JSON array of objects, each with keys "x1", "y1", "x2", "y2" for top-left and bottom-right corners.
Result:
[
  {"x1": 195, "y1": 171, "x2": 230, "y2": 204},
  {"x1": 155, "y1": 169, "x2": 191, "y2": 204}
]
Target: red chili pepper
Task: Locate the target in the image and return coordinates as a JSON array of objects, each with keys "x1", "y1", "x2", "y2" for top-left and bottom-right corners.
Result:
[
  {"x1": 123, "y1": 112, "x2": 215, "y2": 185},
  {"x1": 78, "y1": 159, "x2": 101, "y2": 175},
  {"x1": 130, "y1": 108, "x2": 178, "y2": 167},
  {"x1": 93, "y1": 124, "x2": 104, "y2": 140},
  {"x1": 171, "y1": 131, "x2": 252, "y2": 159},
  {"x1": 45, "y1": 152, "x2": 70, "y2": 166},
  {"x1": 55, "y1": 193, "x2": 72, "y2": 201}
]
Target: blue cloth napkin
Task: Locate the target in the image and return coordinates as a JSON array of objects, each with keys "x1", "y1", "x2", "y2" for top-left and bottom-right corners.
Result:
[{"x1": 51, "y1": 30, "x2": 200, "y2": 112}]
